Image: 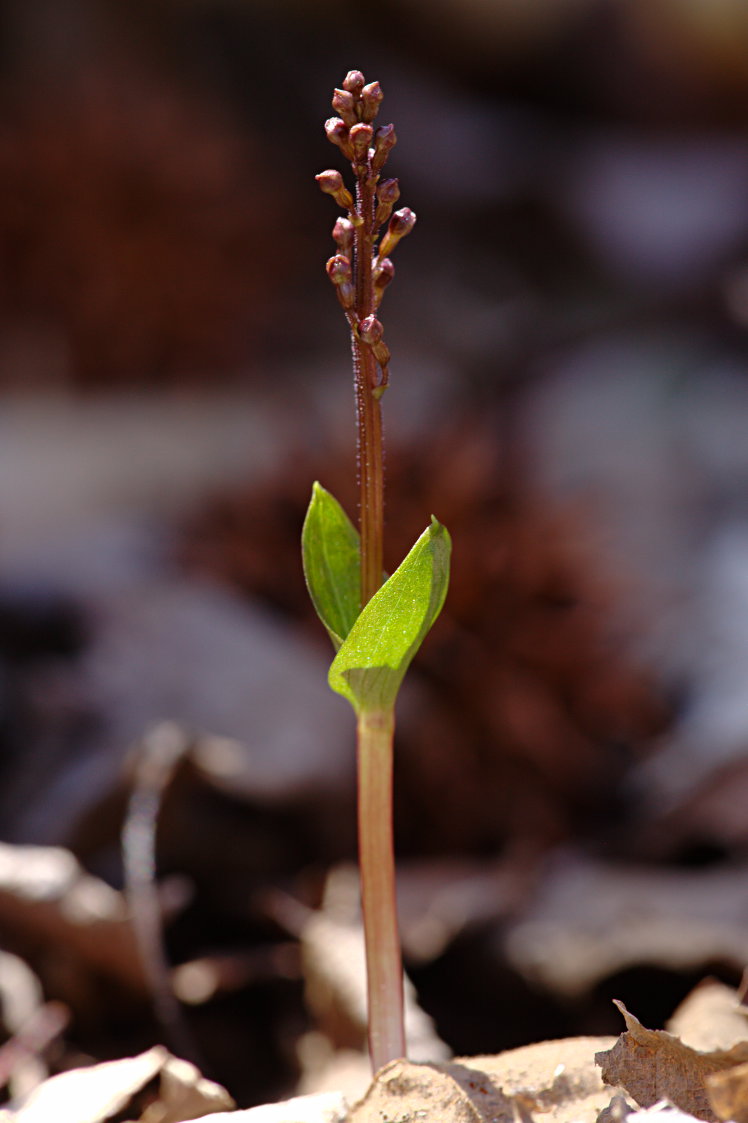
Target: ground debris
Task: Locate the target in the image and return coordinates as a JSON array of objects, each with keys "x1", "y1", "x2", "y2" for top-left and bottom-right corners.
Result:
[
  {"x1": 350, "y1": 1035, "x2": 616, "y2": 1123},
  {"x1": 0, "y1": 1045, "x2": 234, "y2": 1123},
  {"x1": 596, "y1": 1000, "x2": 748, "y2": 1121},
  {"x1": 667, "y1": 980, "x2": 748, "y2": 1053},
  {"x1": 707, "y1": 1060, "x2": 748, "y2": 1123}
]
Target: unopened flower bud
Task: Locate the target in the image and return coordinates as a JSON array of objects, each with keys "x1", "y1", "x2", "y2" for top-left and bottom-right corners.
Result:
[
  {"x1": 326, "y1": 254, "x2": 354, "y2": 309},
  {"x1": 375, "y1": 177, "x2": 400, "y2": 226},
  {"x1": 359, "y1": 315, "x2": 384, "y2": 345},
  {"x1": 349, "y1": 122, "x2": 374, "y2": 161},
  {"x1": 377, "y1": 178, "x2": 400, "y2": 205},
  {"x1": 342, "y1": 70, "x2": 366, "y2": 95},
  {"x1": 371, "y1": 123, "x2": 397, "y2": 171},
  {"x1": 324, "y1": 117, "x2": 351, "y2": 156},
  {"x1": 372, "y1": 257, "x2": 395, "y2": 305},
  {"x1": 360, "y1": 81, "x2": 383, "y2": 123},
  {"x1": 332, "y1": 217, "x2": 354, "y2": 257},
  {"x1": 316, "y1": 168, "x2": 343, "y2": 194},
  {"x1": 315, "y1": 169, "x2": 354, "y2": 210},
  {"x1": 332, "y1": 88, "x2": 357, "y2": 126},
  {"x1": 326, "y1": 253, "x2": 351, "y2": 284},
  {"x1": 390, "y1": 207, "x2": 417, "y2": 237},
  {"x1": 378, "y1": 207, "x2": 416, "y2": 258}
]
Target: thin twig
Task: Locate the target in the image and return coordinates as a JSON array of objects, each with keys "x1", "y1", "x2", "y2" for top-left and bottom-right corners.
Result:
[{"x1": 122, "y1": 721, "x2": 201, "y2": 1065}]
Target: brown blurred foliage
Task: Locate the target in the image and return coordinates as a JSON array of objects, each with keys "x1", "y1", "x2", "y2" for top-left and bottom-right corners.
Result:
[{"x1": 0, "y1": 60, "x2": 289, "y2": 387}]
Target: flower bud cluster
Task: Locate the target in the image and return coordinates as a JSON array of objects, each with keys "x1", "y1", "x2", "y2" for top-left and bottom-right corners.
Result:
[{"x1": 316, "y1": 71, "x2": 416, "y2": 380}]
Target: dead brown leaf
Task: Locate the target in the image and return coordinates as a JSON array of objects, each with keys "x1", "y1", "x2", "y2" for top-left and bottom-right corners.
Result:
[
  {"x1": 707, "y1": 1060, "x2": 748, "y2": 1123},
  {"x1": 595, "y1": 1001, "x2": 748, "y2": 1121},
  {"x1": 0, "y1": 1046, "x2": 234, "y2": 1123}
]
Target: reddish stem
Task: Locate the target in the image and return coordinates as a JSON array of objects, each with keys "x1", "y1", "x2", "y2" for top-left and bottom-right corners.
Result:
[
  {"x1": 351, "y1": 168, "x2": 384, "y2": 607},
  {"x1": 357, "y1": 708, "x2": 405, "y2": 1070}
]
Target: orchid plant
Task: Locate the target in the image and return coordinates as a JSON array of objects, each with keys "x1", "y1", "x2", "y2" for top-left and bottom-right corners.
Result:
[{"x1": 302, "y1": 70, "x2": 451, "y2": 1074}]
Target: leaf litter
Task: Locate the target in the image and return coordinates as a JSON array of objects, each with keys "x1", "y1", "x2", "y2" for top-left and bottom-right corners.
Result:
[{"x1": 596, "y1": 986, "x2": 748, "y2": 1123}]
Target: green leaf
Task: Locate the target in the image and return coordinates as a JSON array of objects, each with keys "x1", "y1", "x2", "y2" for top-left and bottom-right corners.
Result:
[
  {"x1": 302, "y1": 482, "x2": 361, "y2": 650},
  {"x1": 328, "y1": 517, "x2": 451, "y2": 714}
]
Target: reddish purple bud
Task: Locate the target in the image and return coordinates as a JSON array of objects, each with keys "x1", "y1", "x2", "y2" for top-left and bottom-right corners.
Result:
[
  {"x1": 342, "y1": 70, "x2": 366, "y2": 95},
  {"x1": 360, "y1": 81, "x2": 384, "y2": 123},
  {"x1": 359, "y1": 315, "x2": 384, "y2": 345},
  {"x1": 374, "y1": 257, "x2": 395, "y2": 282},
  {"x1": 326, "y1": 254, "x2": 354, "y2": 309},
  {"x1": 373, "y1": 257, "x2": 395, "y2": 305},
  {"x1": 349, "y1": 122, "x2": 374, "y2": 161},
  {"x1": 316, "y1": 169, "x2": 343, "y2": 194},
  {"x1": 316, "y1": 169, "x2": 354, "y2": 210},
  {"x1": 375, "y1": 177, "x2": 400, "y2": 226},
  {"x1": 324, "y1": 117, "x2": 351, "y2": 155},
  {"x1": 377, "y1": 178, "x2": 400, "y2": 205},
  {"x1": 326, "y1": 253, "x2": 351, "y2": 282},
  {"x1": 378, "y1": 207, "x2": 416, "y2": 258},
  {"x1": 332, "y1": 88, "x2": 357, "y2": 127},
  {"x1": 390, "y1": 207, "x2": 417, "y2": 237},
  {"x1": 371, "y1": 123, "x2": 397, "y2": 171},
  {"x1": 332, "y1": 217, "x2": 354, "y2": 256}
]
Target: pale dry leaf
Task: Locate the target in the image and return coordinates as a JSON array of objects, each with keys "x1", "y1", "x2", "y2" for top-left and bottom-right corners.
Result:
[
  {"x1": 628, "y1": 1105, "x2": 703, "y2": 1123},
  {"x1": 505, "y1": 858, "x2": 748, "y2": 999},
  {"x1": 668, "y1": 981, "x2": 748, "y2": 1053},
  {"x1": 595, "y1": 1001, "x2": 748, "y2": 1121},
  {"x1": 706, "y1": 1059, "x2": 748, "y2": 1123},
  {"x1": 0, "y1": 841, "x2": 146, "y2": 995},
  {"x1": 596, "y1": 1091, "x2": 635, "y2": 1123},
  {"x1": 350, "y1": 1036, "x2": 616, "y2": 1123},
  {"x1": 0, "y1": 1045, "x2": 233, "y2": 1123},
  {"x1": 141, "y1": 1053, "x2": 235, "y2": 1122},
  {"x1": 184, "y1": 1092, "x2": 348, "y2": 1123}
]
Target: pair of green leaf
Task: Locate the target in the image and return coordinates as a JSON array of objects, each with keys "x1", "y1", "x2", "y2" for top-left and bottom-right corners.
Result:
[{"x1": 302, "y1": 482, "x2": 451, "y2": 715}]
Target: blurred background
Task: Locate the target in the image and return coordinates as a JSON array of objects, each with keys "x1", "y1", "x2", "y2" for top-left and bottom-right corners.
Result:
[{"x1": 1, "y1": 0, "x2": 748, "y2": 1110}]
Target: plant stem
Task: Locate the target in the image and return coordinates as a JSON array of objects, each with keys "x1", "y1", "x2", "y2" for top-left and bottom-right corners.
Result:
[
  {"x1": 351, "y1": 171, "x2": 384, "y2": 608},
  {"x1": 356, "y1": 707, "x2": 405, "y2": 1071}
]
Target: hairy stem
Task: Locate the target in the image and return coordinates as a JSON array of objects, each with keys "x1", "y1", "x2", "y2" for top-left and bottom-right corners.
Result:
[
  {"x1": 356, "y1": 707, "x2": 405, "y2": 1070},
  {"x1": 352, "y1": 170, "x2": 384, "y2": 608}
]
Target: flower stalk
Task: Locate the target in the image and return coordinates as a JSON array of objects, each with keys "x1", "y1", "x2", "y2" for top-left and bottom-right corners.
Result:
[
  {"x1": 316, "y1": 70, "x2": 414, "y2": 610},
  {"x1": 306, "y1": 70, "x2": 448, "y2": 1077}
]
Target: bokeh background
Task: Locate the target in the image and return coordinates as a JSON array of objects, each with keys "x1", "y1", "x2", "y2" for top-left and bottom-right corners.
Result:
[{"x1": 2, "y1": 0, "x2": 748, "y2": 1110}]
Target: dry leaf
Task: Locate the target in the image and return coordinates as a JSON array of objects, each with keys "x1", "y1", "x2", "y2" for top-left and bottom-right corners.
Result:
[
  {"x1": 146, "y1": 1053, "x2": 236, "y2": 1122},
  {"x1": 0, "y1": 841, "x2": 146, "y2": 994},
  {"x1": 707, "y1": 1060, "x2": 748, "y2": 1123},
  {"x1": 186, "y1": 1091, "x2": 349, "y2": 1122},
  {"x1": 350, "y1": 1036, "x2": 616, "y2": 1123},
  {"x1": 505, "y1": 859, "x2": 748, "y2": 999},
  {"x1": 595, "y1": 1001, "x2": 748, "y2": 1121},
  {"x1": 627, "y1": 1107, "x2": 703, "y2": 1123},
  {"x1": 668, "y1": 981, "x2": 748, "y2": 1053},
  {"x1": 0, "y1": 1045, "x2": 233, "y2": 1123}
]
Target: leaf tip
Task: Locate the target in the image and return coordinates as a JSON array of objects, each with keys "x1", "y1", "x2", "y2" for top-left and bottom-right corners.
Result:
[{"x1": 428, "y1": 515, "x2": 451, "y2": 548}]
